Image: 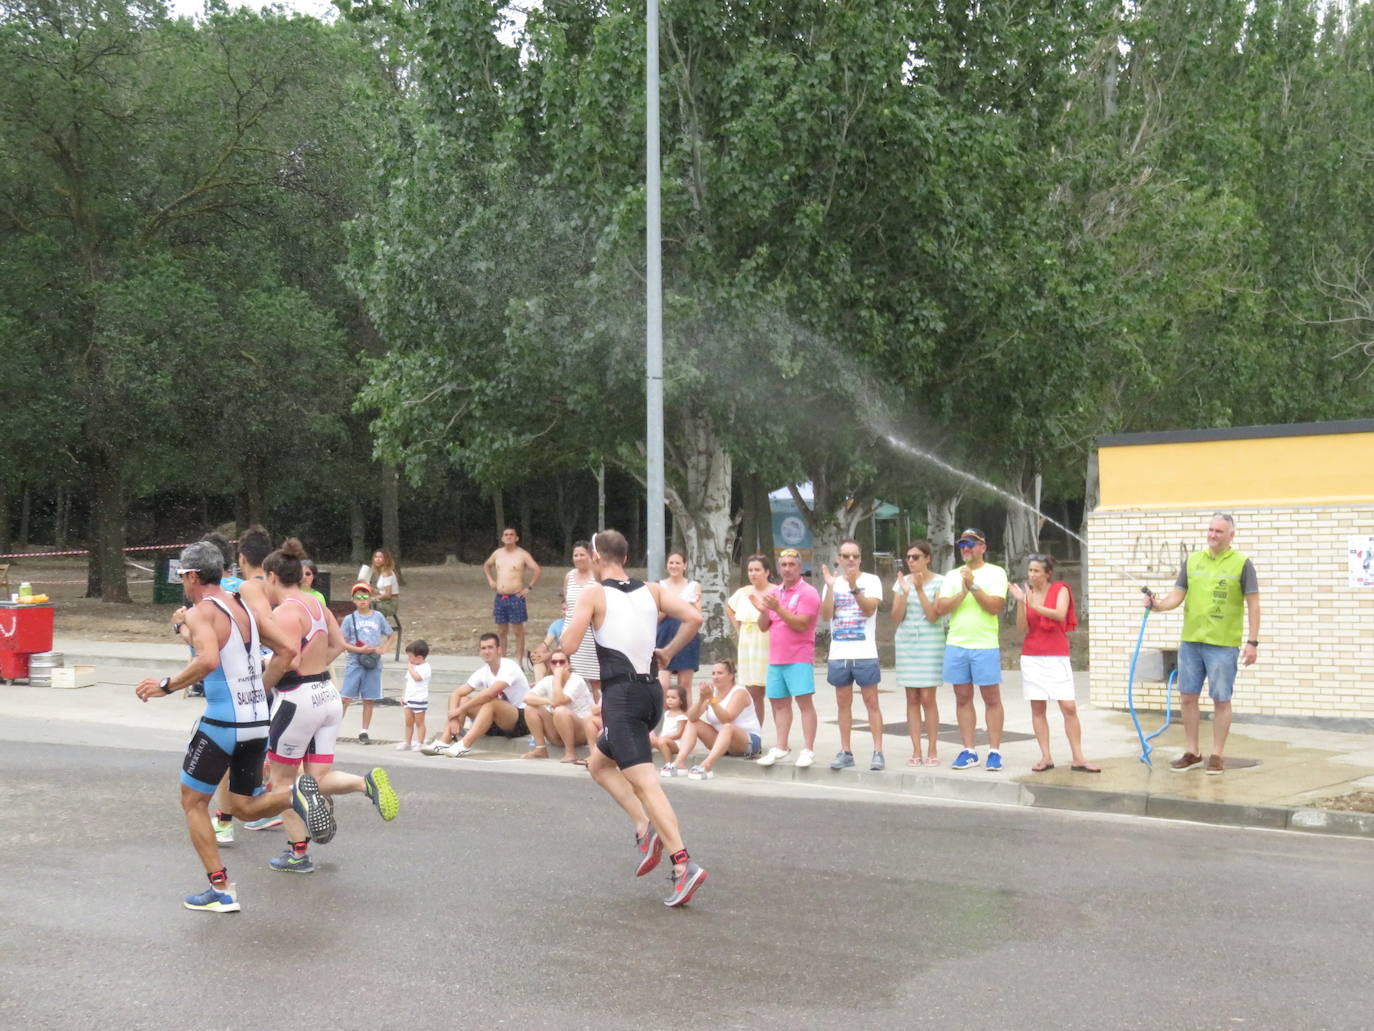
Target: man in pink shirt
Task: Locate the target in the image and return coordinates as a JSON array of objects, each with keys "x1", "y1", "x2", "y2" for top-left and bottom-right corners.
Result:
[{"x1": 750, "y1": 548, "x2": 821, "y2": 768}]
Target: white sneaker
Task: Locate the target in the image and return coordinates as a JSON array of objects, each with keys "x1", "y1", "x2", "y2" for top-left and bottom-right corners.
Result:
[
  {"x1": 214, "y1": 819, "x2": 234, "y2": 845},
  {"x1": 796, "y1": 748, "x2": 816, "y2": 769},
  {"x1": 410, "y1": 742, "x2": 422, "y2": 751},
  {"x1": 394, "y1": 742, "x2": 411, "y2": 751},
  {"x1": 419, "y1": 739, "x2": 446, "y2": 756},
  {"x1": 445, "y1": 741, "x2": 472, "y2": 758},
  {"x1": 757, "y1": 747, "x2": 790, "y2": 767},
  {"x1": 660, "y1": 764, "x2": 684, "y2": 778}
]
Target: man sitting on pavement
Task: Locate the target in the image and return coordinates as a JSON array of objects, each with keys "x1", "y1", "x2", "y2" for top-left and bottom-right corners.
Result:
[{"x1": 421, "y1": 633, "x2": 530, "y2": 757}]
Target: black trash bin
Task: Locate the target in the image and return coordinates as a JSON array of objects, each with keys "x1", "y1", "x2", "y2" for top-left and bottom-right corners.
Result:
[
  {"x1": 153, "y1": 555, "x2": 184, "y2": 605},
  {"x1": 314, "y1": 570, "x2": 332, "y2": 602}
]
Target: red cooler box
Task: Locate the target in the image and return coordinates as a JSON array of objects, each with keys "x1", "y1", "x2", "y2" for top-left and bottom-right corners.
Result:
[{"x1": 0, "y1": 603, "x2": 55, "y2": 681}]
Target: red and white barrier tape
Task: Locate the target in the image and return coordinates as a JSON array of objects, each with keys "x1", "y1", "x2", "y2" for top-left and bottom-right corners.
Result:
[{"x1": 0, "y1": 543, "x2": 196, "y2": 561}]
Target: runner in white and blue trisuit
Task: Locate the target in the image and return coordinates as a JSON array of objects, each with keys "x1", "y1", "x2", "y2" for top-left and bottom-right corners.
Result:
[
  {"x1": 136, "y1": 541, "x2": 335, "y2": 914},
  {"x1": 561, "y1": 529, "x2": 708, "y2": 907}
]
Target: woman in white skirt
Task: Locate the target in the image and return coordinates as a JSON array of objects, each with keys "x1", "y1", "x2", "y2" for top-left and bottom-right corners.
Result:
[
  {"x1": 1010, "y1": 553, "x2": 1099, "y2": 773},
  {"x1": 725, "y1": 553, "x2": 773, "y2": 726},
  {"x1": 562, "y1": 540, "x2": 601, "y2": 701}
]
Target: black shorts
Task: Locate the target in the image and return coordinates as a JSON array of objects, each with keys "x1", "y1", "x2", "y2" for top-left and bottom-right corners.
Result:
[
  {"x1": 181, "y1": 720, "x2": 268, "y2": 796},
  {"x1": 596, "y1": 676, "x2": 663, "y2": 770},
  {"x1": 483, "y1": 707, "x2": 530, "y2": 739}
]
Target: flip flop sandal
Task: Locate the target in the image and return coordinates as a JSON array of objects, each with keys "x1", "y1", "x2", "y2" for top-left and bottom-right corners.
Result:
[
  {"x1": 1071, "y1": 764, "x2": 1102, "y2": 773},
  {"x1": 924, "y1": 757, "x2": 940, "y2": 767},
  {"x1": 1031, "y1": 762, "x2": 1055, "y2": 773},
  {"x1": 907, "y1": 757, "x2": 923, "y2": 768}
]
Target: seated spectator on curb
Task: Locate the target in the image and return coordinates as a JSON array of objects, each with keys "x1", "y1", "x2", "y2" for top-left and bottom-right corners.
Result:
[
  {"x1": 661, "y1": 661, "x2": 763, "y2": 781},
  {"x1": 522, "y1": 649, "x2": 596, "y2": 763},
  {"x1": 429, "y1": 633, "x2": 530, "y2": 758},
  {"x1": 652, "y1": 685, "x2": 689, "y2": 768},
  {"x1": 529, "y1": 639, "x2": 554, "y2": 684}
]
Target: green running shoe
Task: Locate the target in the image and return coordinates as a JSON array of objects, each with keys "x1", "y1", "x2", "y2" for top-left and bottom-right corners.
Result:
[{"x1": 364, "y1": 767, "x2": 399, "y2": 821}]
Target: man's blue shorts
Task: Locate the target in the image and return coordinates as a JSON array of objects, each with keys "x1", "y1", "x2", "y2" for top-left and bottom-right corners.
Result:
[
  {"x1": 1177, "y1": 641, "x2": 1237, "y2": 702},
  {"x1": 943, "y1": 645, "x2": 1001, "y2": 686},
  {"x1": 493, "y1": 593, "x2": 528, "y2": 625},
  {"x1": 765, "y1": 663, "x2": 816, "y2": 699},
  {"x1": 826, "y1": 658, "x2": 881, "y2": 689},
  {"x1": 341, "y1": 663, "x2": 384, "y2": 701}
]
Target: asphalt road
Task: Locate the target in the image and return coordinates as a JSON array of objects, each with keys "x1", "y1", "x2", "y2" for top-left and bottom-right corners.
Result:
[{"x1": 2, "y1": 740, "x2": 1370, "y2": 1031}]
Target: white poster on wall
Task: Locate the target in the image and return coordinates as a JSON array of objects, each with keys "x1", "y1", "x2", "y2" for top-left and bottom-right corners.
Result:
[{"x1": 1350, "y1": 536, "x2": 1374, "y2": 588}]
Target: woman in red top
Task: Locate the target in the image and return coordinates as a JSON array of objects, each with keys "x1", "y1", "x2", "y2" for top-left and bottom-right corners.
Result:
[{"x1": 1010, "y1": 553, "x2": 1100, "y2": 773}]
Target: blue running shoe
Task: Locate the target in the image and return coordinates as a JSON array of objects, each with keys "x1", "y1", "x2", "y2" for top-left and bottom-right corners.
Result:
[
  {"x1": 183, "y1": 884, "x2": 240, "y2": 913},
  {"x1": 952, "y1": 749, "x2": 980, "y2": 770},
  {"x1": 269, "y1": 848, "x2": 315, "y2": 874},
  {"x1": 985, "y1": 750, "x2": 1003, "y2": 772},
  {"x1": 244, "y1": 815, "x2": 283, "y2": 831},
  {"x1": 291, "y1": 773, "x2": 336, "y2": 844}
]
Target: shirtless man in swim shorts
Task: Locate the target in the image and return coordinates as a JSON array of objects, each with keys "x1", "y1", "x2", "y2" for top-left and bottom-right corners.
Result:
[{"x1": 483, "y1": 526, "x2": 541, "y2": 664}]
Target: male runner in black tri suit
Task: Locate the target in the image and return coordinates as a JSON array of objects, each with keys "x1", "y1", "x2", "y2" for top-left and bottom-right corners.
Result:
[{"x1": 562, "y1": 529, "x2": 707, "y2": 906}]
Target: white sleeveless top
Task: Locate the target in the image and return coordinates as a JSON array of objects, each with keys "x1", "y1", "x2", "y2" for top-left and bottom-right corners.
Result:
[
  {"x1": 593, "y1": 579, "x2": 659, "y2": 680},
  {"x1": 202, "y1": 594, "x2": 270, "y2": 736},
  {"x1": 704, "y1": 683, "x2": 763, "y2": 736}
]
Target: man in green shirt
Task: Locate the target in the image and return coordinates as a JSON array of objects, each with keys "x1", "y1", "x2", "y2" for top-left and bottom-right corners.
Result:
[
  {"x1": 1143, "y1": 513, "x2": 1261, "y2": 775},
  {"x1": 937, "y1": 528, "x2": 1009, "y2": 771}
]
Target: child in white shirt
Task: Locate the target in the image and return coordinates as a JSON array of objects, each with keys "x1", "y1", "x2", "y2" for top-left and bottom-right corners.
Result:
[{"x1": 399, "y1": 639, "x2": 432, "y2": 751}]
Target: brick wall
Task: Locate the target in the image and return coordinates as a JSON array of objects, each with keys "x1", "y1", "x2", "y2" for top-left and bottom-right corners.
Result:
[{"x1": 1087, "y1": 506, "x2": 1374, "y2": 718}]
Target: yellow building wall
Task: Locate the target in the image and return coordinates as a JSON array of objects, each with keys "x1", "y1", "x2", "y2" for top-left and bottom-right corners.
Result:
[{"x1": 1098, "y1": 430, "x2": 1374, "y2": 510}]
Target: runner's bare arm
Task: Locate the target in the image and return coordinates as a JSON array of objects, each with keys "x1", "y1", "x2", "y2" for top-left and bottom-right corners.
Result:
[
  {"x1": 323, "y1": 608, "x2": 347, "y2": 664},
  {"x1": 561, "y1": 583, "x2": 600, "y2": 655},
  {"x1": 137, "y1": 606, "x2": 220, "y2": 700},
  {"x1": 238, "y1": 581, "x2": 298, "y2": 689},
  {"x1": 652, "y1": 583, "x2": 702, "y2": 664}
]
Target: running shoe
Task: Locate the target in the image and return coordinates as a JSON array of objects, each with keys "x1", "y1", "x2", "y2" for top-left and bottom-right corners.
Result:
[
  {"x1": 870, "y1": 751, "x2": 886, "y2": 772},
  {"x1": 243, "y1": 815, "x2": 283, "y2": 831},
  {"x1": 269, "y1": 849, "x2": 315, "y2": 874},
  {"x1": 291, "y1": 773, "x2": 336, "y2": 845},
  {"x1": 213, "y1": 818, "x2": 234, "y2": 846},
  {"x1": 687, "y1": 765, "x2": 714, "y2": 780},
  {"x1": 419, "y1": 738, "x2": 448, "y2": 756},
  {"x1": 364, "y1": 768, "x2": 399, "y2": 821},
  {"x1": 183, "y1": 884, "x2": 240, "y2": 913},
  {"x1": 663, "y1": 861, "x2": 707, "y2": 907},
  {"x1": 795, "y1": 748, "x2": 816, "y2": 769},
  {"x1": 830, "y1": 750, "x2": 855, "y2": 770},
  {"x1": 952, "y1": 749, "x2": 980, "y2": 770},
  {"x1": 635, "y1": 825, "x2": 663, "y2": 877},
  {"x1": 985, "y1": 750, "x2": 1003, "y2": 772},
  {"x1": 756, "y1": 747, "x2": 790, "y2": 767},
  {"x1": 358, "y1": 730, "x2": 370, "y2": 744},
  {"x1": 444, "y1": 741, "x2": 472, "y2": 758}
]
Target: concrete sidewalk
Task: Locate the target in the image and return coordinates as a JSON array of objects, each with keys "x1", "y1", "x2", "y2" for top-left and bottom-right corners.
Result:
[{"x1": 9, "y1": 636, "x2": 1374, "y2": 839}]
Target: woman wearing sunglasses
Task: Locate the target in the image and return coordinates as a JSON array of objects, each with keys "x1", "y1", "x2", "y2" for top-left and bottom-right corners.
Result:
[
  {"x1": 891, "y1": 540, "x2": 945, "y2": 766},
  {"x1": 522, "y1": 649, "x2": 596, "y2": 763}
]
